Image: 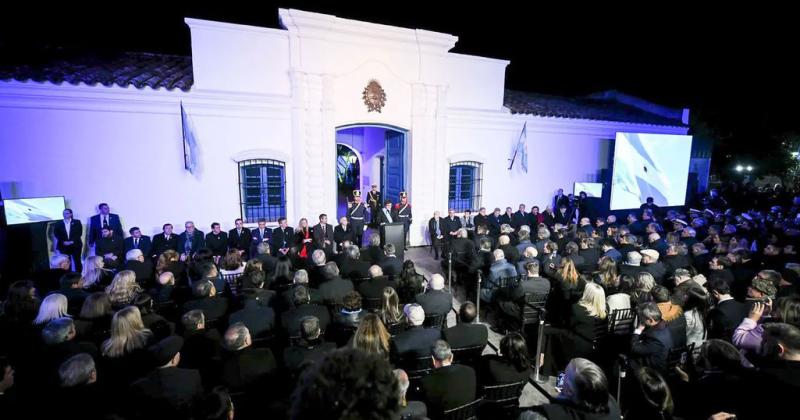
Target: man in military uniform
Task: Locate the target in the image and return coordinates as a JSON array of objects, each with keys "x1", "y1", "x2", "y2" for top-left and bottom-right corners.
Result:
[
  {"x1": 394, "y1": 191, "x2": 413, "y2": 250},
  {"x1": 347, "y1": 190, "x2": 367, "y2": 247},
  {"x1": 367, "y1": 184, "x2": 381, "y2": 228}
]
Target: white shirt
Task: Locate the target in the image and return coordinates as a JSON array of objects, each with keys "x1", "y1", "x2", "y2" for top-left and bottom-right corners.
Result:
[{"x1": 63, "y1": 219, "x2": 72, "y2": 240}]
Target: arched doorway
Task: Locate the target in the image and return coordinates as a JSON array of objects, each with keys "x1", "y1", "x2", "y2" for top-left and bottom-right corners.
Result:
[
  {"x1": 335, "y1": 124, "x2": 408, "y2": 222},
  {"x1": 336, "y1": 144, "x2": 361, "y2": 219}
]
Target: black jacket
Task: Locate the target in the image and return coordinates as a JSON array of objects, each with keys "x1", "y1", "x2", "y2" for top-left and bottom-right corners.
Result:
[
  {"x1": 391, "y1": 326, "x2": 442, "y2": 360},
  {"x1": 420, "y1": 364, "x2": 477, "y2": 416},
  {"x1": 228, "y1": 227, "x2": 252, "y2": 254},
  {"x1": 221, "y1": 346, "x2": 277, "y2": 391},
  {"x1": 415, "y1": 289, "x2": 453, "y2": 318},
  {"x1": 124, "y1": 235, "x2": 152, "y2": 257},
  {"x1": 708, "y1": 299, "x2": 748, "y2": 340},
  {"x1": 443, "y1": 323, "x2": 488, "y2": 351},
  {"x1": 631, "y1": 322, "x2": 673, "y2": 371},
  {"x1": 53, "y1": 219, "x2": 83, "y2": 253},
  {"x1": 151, "y1": 233, "x2": 178, "y2": 258},
  {"x1": 177, "y1": 230, "x2": 205, "y2": 256},
  {"x1": 205, "y1": 232, "x2": 229, "y2": 257},
  {"x1": 131, "y1": 367, "x2": 204, "y2": 416},
  {"x1": 379, "y1": 255, "x2": 404, "y2": 276}
]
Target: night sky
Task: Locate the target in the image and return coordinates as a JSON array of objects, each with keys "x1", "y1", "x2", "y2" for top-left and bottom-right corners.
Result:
[{"x1": 2, "y1": 2, "x2": 797, "y2": 176}]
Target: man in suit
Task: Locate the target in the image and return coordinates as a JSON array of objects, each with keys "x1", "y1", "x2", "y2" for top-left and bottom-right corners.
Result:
[
  {"x1": 205, "y1": 222, "x2": 228, "y2": 258},
  {"x1": 270, "y1": 217, "x2": 294, "y2": 257},
  {"x1": 379, "y1": 243, "x2": 403, "y2": 276},
  {"x1": 707, "y1": 278, "x2": 749, "y2": 340},
  {"x1": 484, "y1": 249, "x2": 518, "y2": 302},
  {"x1": 88, "y1": 203, "x2": 123, "y2": 247},
  {"x1": 317, "y1": 262, "x2": 354, "y2": 305},
  {"x1": 444, "y1": 302, "x2": 488, "y2": 351},
  {"x1": 473, "y1": 207, "x2": 489, "y2": 231},
  {"x1": 151, "y1": 223, "x2": 178, "y2": 259},
  {"x1": 415, "y1": 274, "x2": 453, "y2": 320},
  {"x1": 131, "y1": 336, "x2": 203, "y2": 417},
  {"x1": 394, "y1": 191, "x2": 413, "y2": 250},
  {"x1": 124, "y1": 226, "x2": 152, "y2": 258},
  {"x1": 391, "y1": 304, "x2": 442, "y2": 361},
  {"x1": 283, "y1": 316, "x2": 336, "y2": 374},
  {"x1": 281, "y1": 286, "x2": 331, "y2": 337},
  {"x1": 553, "y1": 188, "x2": 570, "y2": 210},
  {"x1": 461, "y1": 209, "x2": 475, "y2": 233},
  {"x1": 35, "y1": 254, "x2": 72, "y2": 295},
  {"x1": 179, "y1": 310, "x2": 223, "y2": 384},
  {"x1": 367, "y1": 184, "x2": 382, "y2": 228},
  {"x1": 442, "y1": 209, "x2": 463, "y2": 254},
  {"x1": 228, "y1": 218, "x2": 251, "y2": 259},
  {"x1": 313, "y1": 214, "x2": 335, "y2": 257},
  {"x1": 229, "y1": 289, "x2": 275, "y2": 339},
  {"x1": 511, "y1": 204, "x2": 528, "y2": 231},
  {"x1": 347, "y1": 190, "x2": 367, "y2": 247},
  {"x1": 250, "y1": 218, "x2": 271, "y2": 258},
  {"x1": 377, "y1": 200, "x2": 395, "y2": 246},
  {"x1": 177, "y1": 221, "x2": 205, "y2": 259},
  {"x1": 554, "y1": 204, "x2": 574, "y2": 226},
  {"x1": 358, "y1": 265, "x2": 398, "y2": 301},
  {"x1": 340, "y1": 245, "x2": 372, "y2": 281},
  {"x1": 420, "y1": 340, "x2": 477, "y2": 417},
  {"x1": 429, "y1": 211, "x2": 445, "y2": 260},
  {"x1": 488, "y1": 208, "x2": 503, "y2": 237},
  {"x1": 182, "y1": 280, "x2": 229, "y2": 323},
  {"x1": 125, "y1": 249, "x2": 154, "y2": 287},
  {"x1": 220, "y1": 323, "x2": 277, "y2": 392},
  {"x1": 450, "y1": 228, "x2": 477, "y2": 271},
  {"x1": 95, "y1": 226, "x2": 124, "y2": 269},
  {"x1": 334, "y1": 216, "x2": 355, "y2": 253},
  {"x1": 53, "y1": 208, "x2": 83, "y2": 272},
  {"x1": 495, "y1": 260, "x2": 550, "y2": 323},
  {"x1": 631, "y1": 302, "x2": 673, "y2": 372}
]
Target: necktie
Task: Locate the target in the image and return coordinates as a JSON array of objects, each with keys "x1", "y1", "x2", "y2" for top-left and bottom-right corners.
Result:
[
  {"x1": 103, "y1": 216, "x2": 109, "y2": 229},
  {"x1": 134, "y1": 238, "x2": 139, "y2": 248},
  {"x1": 435, "y1": 220, "x2": 440, "y2": 236},
  {"x1": 66, "y1": 221, "x2": 70, "y2": 240}
]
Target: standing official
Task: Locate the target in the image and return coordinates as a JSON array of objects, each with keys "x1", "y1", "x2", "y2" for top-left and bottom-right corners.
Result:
[{"x1": 347, "y1": 190, "x2": 367, "y2": 247}]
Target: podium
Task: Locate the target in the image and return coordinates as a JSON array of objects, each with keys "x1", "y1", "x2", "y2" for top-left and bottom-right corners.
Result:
[{"x1": 381, "y1": 222, "x2": 406, "y2": 261}]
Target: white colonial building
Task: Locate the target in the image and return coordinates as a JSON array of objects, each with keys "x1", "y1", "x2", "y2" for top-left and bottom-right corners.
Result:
[{"x1": 0, "y1": 9, "x2": 692, "y2": 246}]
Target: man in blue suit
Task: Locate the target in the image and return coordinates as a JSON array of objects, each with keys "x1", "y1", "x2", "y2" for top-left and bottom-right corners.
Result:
[
  {"x1": 124, "y1": 227, "x2": 152, "y2": 258},
  {"x1": 251, "y1": 218, "x2": 272, "y2": 257},
  {"x1": 88, "y1": 202, "x2": 123, "y2": 246}
]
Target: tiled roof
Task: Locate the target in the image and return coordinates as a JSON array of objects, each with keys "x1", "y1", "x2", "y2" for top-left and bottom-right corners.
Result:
[
  {"x1": 503, "y1": 89, "x2": 686, "y2": 127},
  {"x1": 0, "y1": 51, "x2": 193, "y2": 91}
]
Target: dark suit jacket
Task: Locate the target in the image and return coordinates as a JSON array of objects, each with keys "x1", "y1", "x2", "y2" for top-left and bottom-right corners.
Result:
[
  {"x1": 443, "y1": 323, "x2": 488, "y2": 351},
  {"x1": 151, "y1": 233, "x2": 178, "y2": 258},
  {"x1": 34, "y1": 268, "x2": 70, "y2": 295},
  {"x1": 228, "y1": 302, "x2": 275, "y2": 338},
  {"x1": 318, "y1": 276, "x2": 354, "y2": 304},
  {"x1": 205, "y1": 232, "x2": 228, "y2": 257},
  {"x1": 124, "y1": 235, "x2": 152, "y2": 258},
  {"x1": 391, "y1": 326, "x2": 442, "y2": 360},
  {"x1": 478, "y1": 355, "x2": 531, "y2": 386},
  {"x1": 53, "y1": 219, "x2": 83, "y2": 253},
  {"x1": 312, "y1": 223, "x2": 335, "y2": 251},
  {"x1": 340, "y1": 258, "x2": 372, "y2": 280},
  {"x1": 131, "y1": 367, "x2": 204, "y2": 415},
  {"x1": 421, "y1": 364, "x2": 477, "y2": 416},
  {"x1": 377, "y1": 208, "x2": 396, "y2": 225},
  {"x1": 182, "y1": 296, "x2": 229, "y2": 322},
  {"x1": 228, "y1": 227, "x2": 252, "y2": 254},
  {"x1": 125, "y1": 259, "x2": 155, "y2": 287},
  {"x1": 221, "y1": 346, "x2": 277, "y2": 390},
  {"x1": 631, "y1": 323, "x2": 673, "y2": 371},
  {"x1": 442, "y1": 217, "x2": 463, "y2": 237},
  {"x1": 429, "y1": 217, "x2": 444, "y2": 243},
  {"x1": 361, "y1": 246, "x2": 384, "y2": 265},
  {"x1": 415, "y1": 290, "x2": 453, "y2": 318},
  {"x1": 379, "y1": 255, "x2": 403, "y2": 276},
  {"x1": 177, "y1": 230, "x2": 205, "y2": 256},
  {"x1": 95, "y1": 236, "x2": 124, "y2": 268},
  {"x1": 89, "y1": 213, "x2": 123, "y2": 245},
  {"x1": 334, "y1": 225, "x2": 355, "y2": 247},
  {"x1": 251, "y1": 227, "x2": 272, "y2": 256},
  {"x1": 511, "y1": 211, "x2": 528, "y2": 230},
  {"x1": 358, "y1": 276, "x2": 398, "y2": 300},
  {"x1": 283, "y1": 340, "x2": 337, "y2": 373},
  {"x1": 270, "y1": 226, "x2": 294, "y2": 256},
  {"x1": 281, "y1": 303, "x2": 331, "y2": 337},
  {"x1": 708, "y1": 299, "x2": 749, "y2": 340},
  {"x1": 180, "y1": 329, "x2": 222, "y2": 372}
]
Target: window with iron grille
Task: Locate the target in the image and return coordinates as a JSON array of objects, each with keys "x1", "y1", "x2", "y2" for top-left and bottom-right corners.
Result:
[
  {"x1": 448, "y1": 161, "x2": 482, "y2": 212},
  {"x1": 238, "y1": 159, "x2": 286, "y2": 222}
]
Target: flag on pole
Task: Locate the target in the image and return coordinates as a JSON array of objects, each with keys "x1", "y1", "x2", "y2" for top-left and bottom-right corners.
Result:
[
  {"x1": 508, "y1": 121, "x2": 528, "y2": 172},
  {"x1": 180, "y1": 102, "x2": 199, "y2": 174}
]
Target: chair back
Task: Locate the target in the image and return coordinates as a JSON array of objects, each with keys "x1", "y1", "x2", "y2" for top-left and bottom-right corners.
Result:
[{"x1": 443, "y1": 398, "x2": 483, "y2": 420}]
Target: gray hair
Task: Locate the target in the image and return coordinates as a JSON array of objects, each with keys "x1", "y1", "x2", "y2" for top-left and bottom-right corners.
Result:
[
  {"x1": 537, "y1": 227, "x2": 551, "y2": 240},
  {"x1": 293, "y1": 269, "x2": 309, "y2": 285},
  {"x1": 626, "y1": 251, "x2": 642, "y2": 266},
  {"x1": 125, "y1": 248, "x2": 143, "y2": 261},
  {"x1": 42, "y1": 317, "x2": 74, "y2": 345},
  {"x1": 431, "y1": 340, "x2": 452, "y2": 362},
  {"x1": 369, "y1": 232, "x2": 381, "y2": 246},
  {"x1": 224, "y1": 322, "x2": 250, "y2": 351},
  {"x1": 300, "y1": 316, "x2": 321, "y2": 340},
  {"x1": 346, "y1": 245, "x2": 361, "y2": 260},
  {"x1": 51, "y1": 254, "x2": 70, "y2": 269},
  {"x1": 369, "y1": 265, "x2": 384, "y2": 278},
  {"x1": 493, "y1": 249, "x2": 505, "y2": 261},
  {"x1": 384, "y1": 243, "x2": 396, "y2": 256},
  {"x1": 59, "y1": 353, "x2": 96, "y2": 387},
  {"x1": 523, "y1": 247, "x2": 538, "y2": 258},
  {"x1": 457, "y1": 228, "x2": 468, "y2": 239},
  {"x1": 321, "y1": 262, "x2": 339, "y2": 278},
  {"x1": 181, "y1": 309, "x2": 205, "y2": 332},
  {"x1": 311, "y1": 249, "x2": 326, "y2": 265},
  {"x1": 257, "y1": 242, "x2": 271, "y2": 255},
  {"x1": 638, "y1": 302, "x2": 662, "y2": 323}
]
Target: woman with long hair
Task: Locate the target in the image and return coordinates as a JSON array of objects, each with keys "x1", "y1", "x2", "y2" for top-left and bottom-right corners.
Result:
[
  {"x1": 379, "y1": 287, "x2": 403, "y2": 331},
  {"x1": 548, "y1": 259, "x2": 587, "y2": 327},
  {"x1": 269, "y1": 256, "x2": 294, "y2": 289},
  {"x1": 2, "y1": 280, "x2": 39, "y2": 323},
  {"x1": 352, "y1": 312, "x2": 391, "y2": 359},
  {"x1": 99, "y1": 306, "x2": 155, "y2": 388},
  {"x1": 75, "y1": 292, "x2": 113, "y2": 344},
  {"x1": 625, "y1": 367, "x2": 674, "y2": 420},
  {"x1": 296, "y1": 218, "x2": 312, "y2": 260},
  {"x1": 594, "y1": 256, "x2": 618, "y2": 293},
  {"x1": 396, "y1": 260, "x2": 425, "y2": 304},
  {"x1": 33, "y1": 293, "x2": 69, "y2": 326},
  {"x1": 81, "y1": 256, "x2": 112, "y2": 292},
  {"x1": 632, "y1": 272, "x2": 656, "y2": 306},
  {"x1": 479, "y1": 332, "x2": 532, "y2": 385},
  {"x1": 105, "y1": 270, "x2": 142, "y2": 309},
  {"x1": 240, "y1": 259, "x2": 264, "y2": 289},
  {"x1": 220, "y1": 249, "x2": 245, "y2": 275},
  {"x1": 156, "y1": 250, "x2": 185, "y2": 285}
]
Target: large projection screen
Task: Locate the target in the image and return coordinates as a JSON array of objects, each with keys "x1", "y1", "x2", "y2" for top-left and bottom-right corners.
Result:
[
  {"x1": 3, "y1": 196, "x2": 66, "y2": 225},
  {"x1": 610, "y1": 133, "x2": 692, "y2": 210}
]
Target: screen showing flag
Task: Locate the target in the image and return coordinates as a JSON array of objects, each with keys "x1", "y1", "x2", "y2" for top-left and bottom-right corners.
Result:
[{"x1": 3, "y1": 196, "x2": 65, "y2": 225}]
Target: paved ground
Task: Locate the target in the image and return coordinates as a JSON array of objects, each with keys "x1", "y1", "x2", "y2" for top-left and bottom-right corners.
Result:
[{"x1": 404, "y1": 246, "x2": 556, "y2": 408}]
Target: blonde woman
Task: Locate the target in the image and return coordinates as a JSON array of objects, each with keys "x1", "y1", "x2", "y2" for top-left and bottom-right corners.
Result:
[
  {"x1": 33, "y1": 293, "x2": 69, "y2": 326},
  {"x1": 81, "y1": 256, "x2": 111, "y2": 292},
  {"x1": 105, "y1": 270, "x2": 142, "y2": 309},
  {"x1": 100, "y1": 306, "x2": 155, "y2": 387},
  {"x1": 379, "y1": 287, "x2": 403, "y2": 330},
  {"x1": 352, "y1": 313, "x2": 391, "y2": 359}
]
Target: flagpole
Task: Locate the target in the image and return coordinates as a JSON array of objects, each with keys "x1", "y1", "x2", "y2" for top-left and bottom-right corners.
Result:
[
  {"x1": 508, "y1": 121, "x2": 527, "y2": 170},
  {"x1": 180, "y1": 102, "x2": 189, "y2": 171}
]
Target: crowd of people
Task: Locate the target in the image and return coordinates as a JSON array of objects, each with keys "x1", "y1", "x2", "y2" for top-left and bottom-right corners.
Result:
[{"x1": 0, "y1": 183, "x2": 799, "y2": 419}]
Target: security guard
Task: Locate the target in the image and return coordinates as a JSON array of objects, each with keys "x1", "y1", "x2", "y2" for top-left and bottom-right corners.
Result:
[
  {"x1": 394, "y1": 191, "x2": 413, "y2": 250},
  {"x1": 347, "y1": 189, "x2": 367, "y2": 247}
]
